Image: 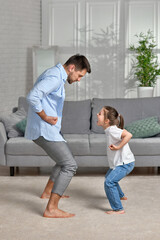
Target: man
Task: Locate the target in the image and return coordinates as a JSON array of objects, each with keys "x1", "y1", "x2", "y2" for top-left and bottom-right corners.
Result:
[{"x1": 25, "y1": 54, "x2": 91, "y2": 218}]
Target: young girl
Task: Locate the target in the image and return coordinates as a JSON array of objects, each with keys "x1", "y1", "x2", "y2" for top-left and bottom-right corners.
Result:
[{"x1": 97, "y1": 106, "x2": 135, "y2": 215}]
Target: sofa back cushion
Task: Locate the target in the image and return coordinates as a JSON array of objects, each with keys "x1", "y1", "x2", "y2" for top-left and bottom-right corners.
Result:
[
  {"x1": 18, "y1": 96, "x2": 29, "y2": 113},
  {"x1": 61, "y1": 100, "x2": 91, "y2": 134},
  {"x1": 17, "y1": 97, "x2": 91, "y2": 134},
  {"x1": 91, "y1": 97, "x2": 160, "y2": 133}
]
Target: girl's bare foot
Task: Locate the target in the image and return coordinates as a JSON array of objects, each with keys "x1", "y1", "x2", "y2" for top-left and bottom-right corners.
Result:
[
  {"x1": 105, "y1": 210, "x2": 125, "y2": 215},
  {"x1": 43, "y1": 208, "x2": 75, "y2": 218},
  {"x1": 120, "y1": 196, "x2": 127, "y2": 200}
]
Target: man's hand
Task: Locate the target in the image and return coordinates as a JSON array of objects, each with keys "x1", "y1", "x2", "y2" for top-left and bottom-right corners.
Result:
[
  {"x1": 45, "y1": 116, "x2": 58, "y2": 125},
  {"x1": 109, "y1": 144, "x2": 120, "y2": 151},
  {"x1": 36, "y1": 110, "x2": 58, "y2": 125}
]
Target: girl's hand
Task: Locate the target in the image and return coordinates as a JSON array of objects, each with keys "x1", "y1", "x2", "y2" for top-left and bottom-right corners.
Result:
[{"x1": 109, "y1": 144, "x2": 120, "y2": 150}]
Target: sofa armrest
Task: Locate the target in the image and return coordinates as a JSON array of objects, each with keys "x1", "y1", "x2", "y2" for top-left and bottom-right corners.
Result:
[{"x1": 0, "y1": 122, "x2": 7, "y2": 165}]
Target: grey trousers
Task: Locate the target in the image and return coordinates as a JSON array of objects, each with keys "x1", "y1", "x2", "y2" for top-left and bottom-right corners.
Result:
[{"x1": 33, "y1": 136, "x2": 78, "y2": 196}]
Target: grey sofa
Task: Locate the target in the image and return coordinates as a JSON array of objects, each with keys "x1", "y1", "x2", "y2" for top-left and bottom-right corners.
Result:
[{"x1": 1, "y1": 96, "x2": 160, "y2": 176}]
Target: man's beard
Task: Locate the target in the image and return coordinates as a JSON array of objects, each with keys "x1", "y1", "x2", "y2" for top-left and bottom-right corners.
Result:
[{"x1": 67, "y1": 77, "x2": 73, "y2": 84}]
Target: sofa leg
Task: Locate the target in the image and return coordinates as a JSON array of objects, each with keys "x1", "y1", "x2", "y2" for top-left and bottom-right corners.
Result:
[
  {"x1": 158, "y1": 167, "x2": 160, "y2": 174},
  {"x1": 10, "y1": 167, "x2": 14, "y2": 176}
]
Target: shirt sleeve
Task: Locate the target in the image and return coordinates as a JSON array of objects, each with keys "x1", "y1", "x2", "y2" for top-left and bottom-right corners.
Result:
[
  {"x1": 109, "y1": 127, "x2": 123, "y2": 141},
  {"x1": 27, "y1": 75, "x2": 61, "y2": 112}
]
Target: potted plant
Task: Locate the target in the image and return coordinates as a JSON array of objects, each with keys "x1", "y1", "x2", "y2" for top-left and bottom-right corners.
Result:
[{"x1": 129, "y1": 30, "x2": 160, "y2": 97}]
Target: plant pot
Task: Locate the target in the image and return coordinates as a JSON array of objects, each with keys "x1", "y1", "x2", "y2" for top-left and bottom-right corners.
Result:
[{"x1": 137, "y1": 87, "x2": 154, "y2": 98}]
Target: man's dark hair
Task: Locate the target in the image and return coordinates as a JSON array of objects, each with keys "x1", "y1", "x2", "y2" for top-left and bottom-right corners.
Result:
[{"x1": 65, "y1": 54, "x2": 91, "y2": 73}]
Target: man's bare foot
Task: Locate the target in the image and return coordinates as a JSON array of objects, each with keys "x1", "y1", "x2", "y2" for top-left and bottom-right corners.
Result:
[
  {"x1": 43, "y1": 208, "x2": 75, "y2": 218},
  {"x1": 120, "y1": 196, "x2": 127, "y2": 200},
  {"x1": 41, "y1": 193, "x2": 69, "y2": 199},
  {"x1": 105, "y1": 210, "x2": 125, "y2": 215},
  {"x1": 44, "y1": 193, "x2": 73, "y2": 218}
]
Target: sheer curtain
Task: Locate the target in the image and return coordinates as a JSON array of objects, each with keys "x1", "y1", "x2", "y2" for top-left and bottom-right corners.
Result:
[{"x1": 41, "y1": 0, "x2": 160, "y2": 100}]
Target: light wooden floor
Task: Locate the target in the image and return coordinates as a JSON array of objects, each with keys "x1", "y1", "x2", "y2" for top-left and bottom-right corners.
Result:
[{"x1": 0, "y1": 166, "x2": 159, "y2": 177}]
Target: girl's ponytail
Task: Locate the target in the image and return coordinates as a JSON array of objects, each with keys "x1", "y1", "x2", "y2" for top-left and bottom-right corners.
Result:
[{"x1": 118, "y1": 114, "x2": 124, "y2": 129}]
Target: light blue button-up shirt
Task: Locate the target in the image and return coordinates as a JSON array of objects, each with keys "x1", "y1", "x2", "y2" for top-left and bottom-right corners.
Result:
[{"x1": 25, "y1": 63, "x2": 68, "y2": 141}]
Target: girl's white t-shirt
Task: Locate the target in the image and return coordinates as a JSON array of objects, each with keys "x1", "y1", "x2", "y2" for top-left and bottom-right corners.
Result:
[{"x1": 104, "y1": 125, "x2": 135, "y2": 169}]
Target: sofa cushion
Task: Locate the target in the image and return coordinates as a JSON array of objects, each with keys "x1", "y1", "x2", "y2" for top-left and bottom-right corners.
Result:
[
  {"x1": 18, "y1": 96, "x2": 29, "y2": 113},
  {"x1": 0, "y1": 109, "x2": 27, "y2": 138},
  {"x1": 129, "y1": 138, "x2": 160, "y2": 156},
  {"x1": 63, "y1": 134, "x2": 90, "y2": 155},
  {"x1": 14, "y1": 98, "x2": 91, "y2": 135},
  {"x1": 6, "y1": 135, "x2": 90, "y2": 156},
  {"x1": 140, "y1": 97, "x2": 160, "y2": 120},
  {"x1": 91, "y1": 97, "x2": 160, "y2": 134},
  {"x1": 89, "y1": 134, "x2": 160, "y2": 156},
  {"x1": 6, "y1": 137, "x2": 47, "y2": 156},
  {"x1": 125, "y1": 116, "x2": 160, "y2": 138},
  {"x1": 91, "y1": 98, "x2": 142, "y2": 133},
  {"x1": 61, "y1": 100, "x2": 91, "y2": 134},
  {"x1": 89, "y1": 134, "x2": 107, "y2": 155}
]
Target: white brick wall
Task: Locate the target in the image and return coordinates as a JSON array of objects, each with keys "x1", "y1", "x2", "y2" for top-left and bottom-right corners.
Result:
[{"x1": 0, "y1": 0, "x2": 41, "y2": 113}]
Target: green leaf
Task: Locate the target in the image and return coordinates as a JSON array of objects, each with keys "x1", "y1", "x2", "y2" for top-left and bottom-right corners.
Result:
[{"x1": 129, "y1": 30, "x2": 160, "y2": 87}]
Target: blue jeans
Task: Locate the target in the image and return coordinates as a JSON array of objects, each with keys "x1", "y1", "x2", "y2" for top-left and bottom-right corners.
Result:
[{"x1": 104, "y1": 162, "x2": 135, "y2": 211}]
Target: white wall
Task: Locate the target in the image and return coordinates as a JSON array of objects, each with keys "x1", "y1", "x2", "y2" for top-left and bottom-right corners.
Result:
[
  {"x1": 0, "y1": 0, "x2": 41, "y2": 113},
  {"x1": 42, "y1": 0, "x2": 160, "y2": 100}
]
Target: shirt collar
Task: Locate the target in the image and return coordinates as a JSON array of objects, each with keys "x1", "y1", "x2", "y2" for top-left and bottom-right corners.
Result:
[
  {"x1": 104, "y1": 126, "x2": 113, "y2": 134},
  {"x1": 56, "y1": 63, "x2": 68, "y2": 83},
  {"x1": 104, "y1": 127, "x2": 109, "y2": 134}
]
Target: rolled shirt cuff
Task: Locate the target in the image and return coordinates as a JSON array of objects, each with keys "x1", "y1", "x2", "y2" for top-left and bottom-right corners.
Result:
[{"x1": 32, "y1": 102, "x2": 43, "y2": 113}]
